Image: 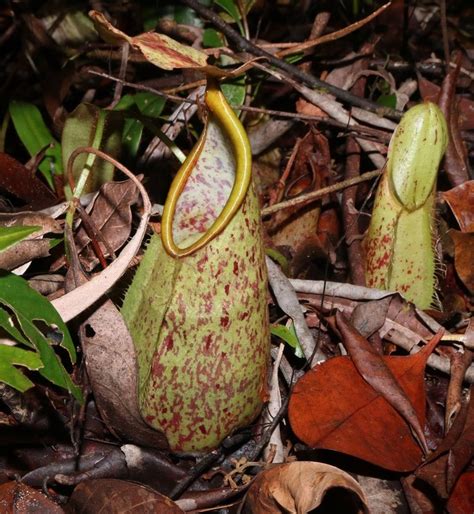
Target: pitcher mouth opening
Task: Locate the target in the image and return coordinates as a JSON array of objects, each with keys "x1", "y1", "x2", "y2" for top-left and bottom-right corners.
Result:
[{"x1": 160, "y1": 83, "x2": 252, "y2": 258}]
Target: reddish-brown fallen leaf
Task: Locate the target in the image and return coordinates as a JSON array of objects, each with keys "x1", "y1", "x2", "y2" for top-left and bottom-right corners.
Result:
[
  {"x1": 446, "y1": 471, "x2": 474, "y2": 514},
  {"x1": 450, "y1": 231, "x2": 474, "y2": 293},
  {"x1": 443, "y1": 181, "x2": 474, "y2": 233},
  {"x1": 336, "y1": 311, "x2": 429, "y2": 454},
  {"x1": 243, "y1": 462, "x2": 368, "y2": 514},
  {"x1": 66, "y1": 479, "x2": 184, "y2": 513},
  {"x1": 0, "y1": 152, "x2": 57, "y2": 210},
  {"x1": 75, "y1": 179, "x2": 139, "y2": 271},
  {"x1": 436, "y1": 57, "x2": 471, "y2": 187},
  {"x1": 268, "y1": 131, "x2": 335, "y2": 278},
  {"x1": 289, "y1": 332, "x2": 443, "y2": 471},
  {"x1": 401, "y1": 474, "x2": 438, "y2": 514},
  {"x1": 416, "y1": 392, "x2": 474, "y2": 499},
  {"x1": 0, "y1": 481, "x2": 63, "y2": 512}
]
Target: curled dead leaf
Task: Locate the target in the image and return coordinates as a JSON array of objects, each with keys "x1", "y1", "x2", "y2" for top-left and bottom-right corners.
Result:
[{"x1": 243, "y1": 462, "x2": 368, "y2": 514}]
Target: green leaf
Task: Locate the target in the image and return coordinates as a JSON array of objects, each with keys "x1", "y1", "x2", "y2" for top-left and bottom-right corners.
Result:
[
  {"x1": 0, "y1": 225, "x2": 40, "y2": 253},
  {"x1": 9, "y1": 101, "x2": 62, "y2": 188},
  {"x1": 221, "y1": 77, "x2": 246, "y2": 108},
  {"x1": 0, "y1": 271, "x2": 82, "y2": 402},
  {"x1": 0, "y1": 305, "x2": 31, "y2": 347},
  {"x1": 115, "y1": 93, "x2": 166, "y2": 160},
  {"x1": 203, "y1": 28, "x2": 225, "y2": 48},
  {"x1": 215, "y1": 0, "x2": 241, "y2": 22},
  {"x1": 377, "y1": 93, "x2": 397, "y2": 109},
  {"x1": 271, "y1": 323, "x2": 304, "y2": 358},
  {"x1": 62, "y1": 103, "x2": 123, "y2": 198},
  {"x1": 134, "y1": 92, "x2": 166, "y2": 117},
  {"x1": 0, "y1": 345, "x2": 43, "y2": 392},
  {"x1": 265, "y1": 247, "x2": 289, "y2": 276}
]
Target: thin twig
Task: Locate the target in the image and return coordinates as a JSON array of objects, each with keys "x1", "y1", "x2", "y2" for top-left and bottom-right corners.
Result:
[
  {"x1": 236, "y1": 104, "x2": 392, "y2": 142},
  {"x1": 180, "y1": 0, "x2": 402, "y2": 120},
  {"x1": 246, "y1": 395, "x2": 291, "y2": 463},
  {"x1": 277, "y1": 2, "x2": 391, "y2": 57},
  {"x1": 261, "y1": 169, "x2": 383, "y2": 216},
  {"x1": 169, "y1": 449, "x2": 223, "y2": 500},
  {"x1": 439, "y1": 0, "x2": 450, "y2": 76}
]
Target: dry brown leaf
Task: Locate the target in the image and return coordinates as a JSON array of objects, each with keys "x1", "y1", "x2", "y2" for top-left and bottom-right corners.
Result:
[
  {"x1": 351, "y1": 296, "x2": 392, "y2": 338},
  {"x1": 66, "y1": 478, "x2": 184, "y2": 513},
  {"x1": 0, "y1": 239, "x2": 52, "y2": 270},
  {"x1": 80, "y1": 300, "x2": 169, "y2": 449},
  {"x1": 75, "y1": 179, "x2": 139, "y2": 271},
  {"x1": 289, "y1": 332, "x2": 443, "y2": 471},
  {"x1": 416, "y1": 392, "x2": 474, "y2": 499},
  {"x1": 443, "y1": 181, "x2": 474, "y2": 233},
  {"x1": 0, "y1": 481, "x2": 64, "y2": 513},
  {"x1": 243, "y1": 462, "x2": 368, "y2": 514},
  {"x1": 0, "y1": 152, "x2": 57, "y2": 210},
  {"x1": 450, "y1": 230, "x2": 474, "y2": 293}
]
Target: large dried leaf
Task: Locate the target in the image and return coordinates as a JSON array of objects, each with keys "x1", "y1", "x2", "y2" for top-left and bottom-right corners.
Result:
[
  {"x1": 66, "y1": 479, "x2": 184, "y2": 513},
  {"x1": 0, "y1": 239, "x2": 51, "y2": 271},
  {"x1": 268, "y1": 132, "x2": 332, "y2": 278},
  {"x1": 419, "y1": 76, "x2": 474, "y2": 130},
  {"x1": 0, "y1": 152, "x2": 57, "y2": 210},
  {"x1": 90, "y1": 10, "x2": 207, "y2": 70},
  {"x1": 75, "y1": 179, "x2": 139, "y2": 271},
  {"x1": 289, "y1": 332, "x2": 443, "y2": 471},
  {"x1": 0, "y1": 481, "x2": 64, "y2": 513},
  {"x1": 243, "y1": 462, "x2": 368, "y2": 514},
  {"x1": 337, "y1": 311, "x2": 428, "y2": 453},
  {"x1": 436, "y1": 60, "x2": 471, "y2": 187},
  {"x1": 80, "y1": 300, "x2": 169, "y2": 449}
]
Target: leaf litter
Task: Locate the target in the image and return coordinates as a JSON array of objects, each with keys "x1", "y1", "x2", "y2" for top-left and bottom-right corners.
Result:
[{"x1": 0, "y1": 2, "x2": 473, "y2": 513}]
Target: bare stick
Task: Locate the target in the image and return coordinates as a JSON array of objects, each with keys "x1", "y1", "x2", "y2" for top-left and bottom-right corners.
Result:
[{"x1": 261, "y1": 169, "x2": 382, "y2": 216}]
